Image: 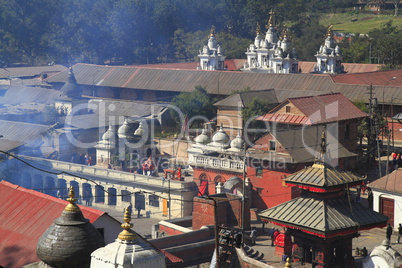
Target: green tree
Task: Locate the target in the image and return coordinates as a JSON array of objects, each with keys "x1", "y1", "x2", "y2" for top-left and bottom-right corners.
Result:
[
  {"x1": 242, "y1": 97, "x2": 271, "y2": 141},
  {"x1": 169, "y1": 86, "x2": 216, "y2": 128},
  {"x1": 368, "y1": 20, "x2": 402, "y2": 67}
]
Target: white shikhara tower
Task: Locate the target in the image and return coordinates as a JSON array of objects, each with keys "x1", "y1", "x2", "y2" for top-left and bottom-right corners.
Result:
[
  {"x1": 313, "y1": 25, "x2": 345, "y2": 74},
  {"x1": 243, "y1": 10, "x2": 299, "y2": 74},
  {"x1": 197, "y1": 26, "x2": 226, "y2": 70}
]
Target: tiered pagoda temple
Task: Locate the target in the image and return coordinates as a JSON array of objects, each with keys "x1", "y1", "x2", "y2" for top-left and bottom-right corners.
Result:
[{"x1": 259, "y1": 131, "x2": 388, "y2": 267}]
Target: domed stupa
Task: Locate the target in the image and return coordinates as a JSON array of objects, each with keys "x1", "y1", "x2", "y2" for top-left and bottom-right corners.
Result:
[
  {"x1": 90, "y1": 207, "x2": 166, "y2": 268},
  {"x1": 36, "y1": 187, "x2": 105, "y2": 268}
]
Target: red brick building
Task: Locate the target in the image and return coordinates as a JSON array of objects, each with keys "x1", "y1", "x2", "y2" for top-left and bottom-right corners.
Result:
[{"x1": 189, "y1": 93, "x2": 368, "y2": 210}]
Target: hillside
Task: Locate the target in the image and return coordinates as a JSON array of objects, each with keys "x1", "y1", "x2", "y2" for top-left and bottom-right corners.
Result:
[{"x1": 320, "y1": 13, "x2": 402, "y2": 34}]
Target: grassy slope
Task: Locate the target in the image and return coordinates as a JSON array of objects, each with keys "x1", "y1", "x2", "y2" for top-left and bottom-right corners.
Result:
[{"x1": 319, "y1": 12, "x2": 402, "y2": 34}]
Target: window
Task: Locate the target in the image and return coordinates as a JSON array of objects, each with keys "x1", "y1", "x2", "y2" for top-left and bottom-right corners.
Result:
[
  {"x1": 285, "y1": 106, "x2": 291, "y2": 113},
  {"x1": 344, "y1": 124, "x2": 350, "y2": 139},
  {"x1": 269, "y1": 140, "x2": 276, "y2": 151},
  {"x1": 149, "y1": 195, "x2": 159, "y2": 207}
]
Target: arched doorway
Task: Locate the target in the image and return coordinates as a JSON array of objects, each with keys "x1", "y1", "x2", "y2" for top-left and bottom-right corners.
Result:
[
  {"x1": 33, "y1": 174, "x2": 43, "y2": 193},
  {"x1": 82, "y1": 183, "x2": 93, "y2": 206},
  {"x1": 198, "y1": 173, "x2": 209, "y2": 196},
  {"x1": 57, "y1": 179, "x2": 67, "y2": 199},
  {"x1": 44, "y1": 176, "x2": 56, "y2": 197},
  {"x1": 107, "y1": 187, "x2": 117, "y2": 206},
  {"x1": 21, "y1": 173, "x2": 32, "y2": 189},
  {"x1": 95, "y1": 185, "x2": 105, "y2": 204}
]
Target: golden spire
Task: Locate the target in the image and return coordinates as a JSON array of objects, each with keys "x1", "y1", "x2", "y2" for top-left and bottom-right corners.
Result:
[
  {"x1": 210, "y1": 25, "x2": 216, "y2": 38},
  {"x1": 284, "y1": 257, "x2": 292, "y2": 268},
  {"x1": 326, "y1": 24, "x2": 333, "y2": 37},
  {"x1": 281, "y1": 25, "x2": 288, "y2": 39},
  {"x1": 256, "y1": 22, "x2": 261, "y2": 35},
  {"x1": 267, "y1": 9, "x2": 275, "y2": 29},
  {"x1": 118, "y1": 207, "x2": 137, "y2": 241},
  {"x1": 64, "y1": 186, "x2": 80, "y2": 212}
]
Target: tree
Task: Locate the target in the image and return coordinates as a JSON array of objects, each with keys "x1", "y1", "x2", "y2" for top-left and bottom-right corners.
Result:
[
  {"x1": 169, "y1": 86, "x2": 216, "y2": 128},
  {"x1": 242, "y1": 97, "x2": 271, "y2": 142},
  {"x1": 368, "y1": 20, "x2": 402, "y2": 67}
]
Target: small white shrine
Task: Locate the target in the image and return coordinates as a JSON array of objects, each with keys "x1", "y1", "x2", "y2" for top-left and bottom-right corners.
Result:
[
  {"x1": 313, "y1": 25, "x2": 345, "y2": 74},
  {"x1": 197, "y1": 26, "x2": 226, "y2": 70},
  {"x1": 242, "y1": 10, "x2": 299, "y2": 74}
]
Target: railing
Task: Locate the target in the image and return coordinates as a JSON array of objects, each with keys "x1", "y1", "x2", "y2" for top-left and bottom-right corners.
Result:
[
  {"x1": 19, "y1": 156, "x2": 193, "y2": 190},
  {"x1": 191, "y1": 155, "x2": 244, "y2": 171}
]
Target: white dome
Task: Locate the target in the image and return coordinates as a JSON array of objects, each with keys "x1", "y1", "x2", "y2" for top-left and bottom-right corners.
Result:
[
  {"x1": 195, "y1": 128, "x2": 210, "y2": 145},
  {"x1": 117, "y1": 118, "x2": 133, "y2": 139},
  {"x1": 212, "y1": 125, "x2": 229, "y2": 145},
  {"x1": 102, "y1": 125, "x2": 116, "y2": 142},
  {"x1": 230, "y1": 132, "x2": 244, "y2": 150},
  {"x1": 134, "y1": 122, "x2": 144, "y2": 136}
]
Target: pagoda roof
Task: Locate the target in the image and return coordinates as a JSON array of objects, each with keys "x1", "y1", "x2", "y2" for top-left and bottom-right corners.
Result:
[
  {"x1": 284, "y1": 163, "x2": 364, "y2": 192},
  {"x1": 259, "y1": 196, "x2": 388, "y2": 238}
]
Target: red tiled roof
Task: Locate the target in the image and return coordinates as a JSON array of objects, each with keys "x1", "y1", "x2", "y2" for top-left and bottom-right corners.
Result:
[
  {"x1": 258, "y1": 93, "x2": 368, "y2": 125},
  {"x1": 134, "y1": 60, "x2": 380, "y2": 74},
  {"x1": 331, "y1": 69, "x2": 402, "y2": 86},
  {"x1": 0, "y1": 181, "x2": 105, "y2": 268}
]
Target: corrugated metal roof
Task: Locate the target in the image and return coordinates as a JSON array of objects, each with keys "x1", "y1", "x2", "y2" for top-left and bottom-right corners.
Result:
[
  {"x1": 45, "y1": 63, "x2": 402, "y2": 105},
  {"x1": 0, "y1": 85, "x2": 61, "y2": 105},
  {"x1": 214, "y1": 89, "x2": 277, "y2": 108},
  {"x1": 0, "y1": 65, "x2": 67, "y2": 79},
  {"x1": 284, "y1": 163, "x2": 363, "y2": 189},
  {"x1": 64, "y1": 99, "x2": 167, "y2": 129},
  {"x1": 136, "y1": 60, "x2": 380, "y2": 74},
  {"x1": 369, "y1": 168, "x2": 402, "y2": 194},
  {"x1": 331, "y1": 69, "x2": 402, "y2": 86},
  {"x1": 0, "y1": 120, "x2": 49, "y2": 148},
  {"x1": 0, "y1": 181, "x2": 104, "y2": 268},
  {"x1": 251, "y1": 125, "x2": 355, "y2": 163},
  {"x1": 259, "y1": 196, "x2": 388, "y2": 237},
  {"x1": 259, "y1": 93, "x2": 368, "y2": 125}
]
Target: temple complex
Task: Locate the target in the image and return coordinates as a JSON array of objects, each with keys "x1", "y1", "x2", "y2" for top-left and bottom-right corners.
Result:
[
  {"x1": 242, "y1": 10, "x2": 299, "y2": 74},
  {"x1": 259, "y1": 130, "x2": 388, "y2": 267}
]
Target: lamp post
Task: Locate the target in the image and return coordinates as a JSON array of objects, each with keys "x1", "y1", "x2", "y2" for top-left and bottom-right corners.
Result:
[{"x1": 382, "y1": 77, "x2": 396, "y2": 116}]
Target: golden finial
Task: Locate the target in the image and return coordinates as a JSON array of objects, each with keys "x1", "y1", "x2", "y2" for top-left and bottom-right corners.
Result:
[
  {"x1": 284, "y1": 257, "x2": 292, "y2": 268},
  {"x1": 118, "y1": 207, "x2": 137, "y2": 241},
  {"x1": 210, "y1": 25, "x2": 216, "y2": 37},
  {"x1": 267, "y1": 9, "x2": 275, "y2": 29},
  {"x1": 256, "y1": 22, "x2": 261, "y2": 35},
  {"x1": 281, "y1": 25, "x2": 288, "y2": 39},
  {"x1": 64, "y1": 186, "x2": 80, "y2": 212},
  {"x1": 326, "y1": 24, "x2": 333, "y2": 37}
]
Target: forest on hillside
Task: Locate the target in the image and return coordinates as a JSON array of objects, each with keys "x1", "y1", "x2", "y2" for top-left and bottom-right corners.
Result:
[{"x1": 0, "y1": 0, "x2": 401, "y2": 68}]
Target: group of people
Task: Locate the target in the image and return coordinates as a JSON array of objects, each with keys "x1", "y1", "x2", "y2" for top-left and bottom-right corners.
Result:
[
  {"x1": 387, "y1": 223, "x2": 402, "y2": 244},
  {"x1": 71, "y1": 153, "x2": 93, "y2": 166},
  {"x1": 390, "y1": 151, "x2": 402, "y2": 172},
  {"x1": 141, "y1": 160, "x2": 155, "y2": 176}
]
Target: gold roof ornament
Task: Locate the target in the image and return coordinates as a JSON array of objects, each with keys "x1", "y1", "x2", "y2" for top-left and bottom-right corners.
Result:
[
  {"x1": 281, "y1": 25, "x2": 288, "y2": 39},
  {"x1": 118, "y1": 207, "x2": 137, "y2": 241},
  {"x1": 326, "y1": 24, "x2": 333, "y2": 37},
  {"x1": 267, "y1": 9, "x2": 275, "y2": 29},
  {"x1": 210, "y1": 25, "x2": 216, "y2": 38},
  {"x1": 64, "y1": 186, "x2": 80, "y2": 212},
  {"x1": 284, "y1": 257, "x2": 292, "y2": 268},
  {"x1": 256, "y1": 22, "x2": 261, "y2": 35}
]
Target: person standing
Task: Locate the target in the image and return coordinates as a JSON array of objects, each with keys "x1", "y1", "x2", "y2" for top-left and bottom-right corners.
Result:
[
  {"x1": 386, "y1": 223, "x2": 393, "y2": 241},
  {"x1": 397, "y1": 223, "x2": 402, "y2": 243},
  {"x1": 250, "y1": 227, "x2": 257, "y2": 245}
]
